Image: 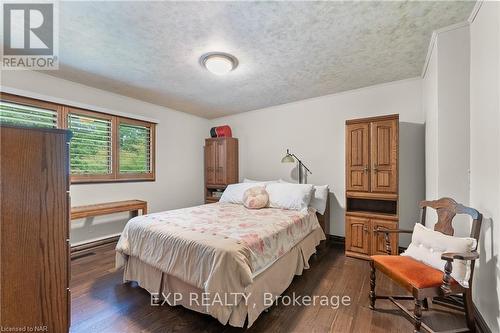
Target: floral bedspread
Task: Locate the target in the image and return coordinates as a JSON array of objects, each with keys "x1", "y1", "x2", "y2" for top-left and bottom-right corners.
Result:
[{"x1": 119, "y1": 202, "x2": 321, "y2": 275}]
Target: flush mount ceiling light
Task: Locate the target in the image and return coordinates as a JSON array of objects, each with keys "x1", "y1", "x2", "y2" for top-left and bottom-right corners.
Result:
[{"x1": 200, "y1": 52, "x2": 238, "y2": 75}]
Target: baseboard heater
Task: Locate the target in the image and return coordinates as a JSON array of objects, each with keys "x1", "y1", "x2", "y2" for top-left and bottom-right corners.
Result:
[{"x1": 71, "y1": 235, "x2": 120, "y2": 256}]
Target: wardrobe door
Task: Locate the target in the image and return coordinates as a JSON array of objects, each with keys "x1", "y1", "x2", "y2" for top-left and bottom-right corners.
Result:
[
  {"x1": 205, "y1": 140, "x2": 216, "y2": 185},
  {"x1": 371, "y1": 219, "x2": 398, "y2": 255},
  {"x1": 215, "y1": 139, "x2": 227, "y2": 184},
  {"x1": 346, "y1": 123, "x2": 370, "y2": 192},
  {"x1": 370, "y1": 119, "x2": 398, "y2": 193},
  {"x1": 345, "y1": 216, "x2": 370, "y2": 255}
]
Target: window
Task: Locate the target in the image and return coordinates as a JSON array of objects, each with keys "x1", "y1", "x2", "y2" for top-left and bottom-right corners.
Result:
[
  {"x1": 119, "y1": 119, "x2": 154, "y2": 178},
  {"x1": 68, "y1": 109, "x2": 113, "y2": 179},
  {"x1": 0, "y1": 98, "x2": 59, "y2": 128},
  {"x1": 0, "y1": 93, "x2": 156, "y2": 183}
]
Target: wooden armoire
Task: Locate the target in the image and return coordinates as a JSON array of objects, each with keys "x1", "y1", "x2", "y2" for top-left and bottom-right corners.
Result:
[
  {"x1": 204, "y1": 137, "x2": 239, "y2": 203},
  {"x1": 0, "y1": 126, "x2": 71, "y2": 331},
  {"x1": 345, "y1": 114, "x2": 399, "y2": 259}
]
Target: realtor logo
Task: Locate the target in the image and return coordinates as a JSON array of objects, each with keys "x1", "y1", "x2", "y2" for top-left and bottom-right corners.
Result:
[{"x1": 2, "y1": 2, "x2": 59, "y2": 70}]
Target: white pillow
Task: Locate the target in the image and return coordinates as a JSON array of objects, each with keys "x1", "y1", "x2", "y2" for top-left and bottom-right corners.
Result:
[
  {"x1": 310, "y1": 185, "x2": 329, "y2": 215},
  {"x1": 220, "y1": 183, "x2": 268, "y2": 205},
  {"x1": 401, "y1": 223, "x2": 477, "y2": 287},
  {"x1": 243, "y1": 178, "x2": 278, "y2": 184},
  {"x1": 279, "y1": 179, "x2": 329, "y2": 215},
  {"x1": 266, "y1": 183, "x2": 314, "y2": 212}
]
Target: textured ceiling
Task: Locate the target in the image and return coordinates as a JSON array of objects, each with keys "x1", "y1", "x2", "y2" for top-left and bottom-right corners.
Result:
[{"x1": 47, "y1": 1, "x2": 475, "y2": 118}]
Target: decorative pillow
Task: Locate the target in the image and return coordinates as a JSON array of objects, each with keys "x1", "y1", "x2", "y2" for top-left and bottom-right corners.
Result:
[
  {"x1": 401, "y1": 223, "x2": 477, "y2": 287},
  {"x1": 243, "y1": 186, "x2": 269, "y2": 209},
  {"x1": 266, "y1": 183, "x2": 314, "y2": 212},
  {"x1": 279, "y1": 179, "x2": 329, "y2": 215},
  {"x1": 219, "y1": 182, "x2": 268, "y2": 205}
]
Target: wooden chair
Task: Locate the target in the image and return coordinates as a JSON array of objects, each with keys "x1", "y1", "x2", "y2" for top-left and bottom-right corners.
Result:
[{"x1": 369, "y1": 197, "x2": 482, "y2": 333}]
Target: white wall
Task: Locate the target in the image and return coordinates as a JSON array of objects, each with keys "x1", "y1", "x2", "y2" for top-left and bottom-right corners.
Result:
[
  {"x1": 423, "y1": 4, "x2": 500, "y2": 329},
  {"x1": 1, "y1": 73, "x2": 425, "y2": 245},
  {"x1": 469, "y1": 1, "x2": 500, "y2": 330},
  {"x1": 423, "y1": 43, "x2": 439, "y2": 204},
  {"x1": 210, "y1": 78, "x2": 425, "y2": 241},
  {"x1": 422, "y1": 25, "x2": 471, "y2": 236},
  {"x1": 437, "y1": 27, "x2": 470, "y2": 216},
  {"x1": 1, "y1": 71, "x2": 207, "y2": 245}
]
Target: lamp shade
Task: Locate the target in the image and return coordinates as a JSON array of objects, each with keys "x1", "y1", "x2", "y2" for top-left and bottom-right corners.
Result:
[{"x1": 281, "y1": 154, "x2": 295, "y2": 163}]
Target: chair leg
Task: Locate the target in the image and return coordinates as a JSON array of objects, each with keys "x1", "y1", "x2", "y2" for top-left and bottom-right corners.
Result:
[
  {"x1": 463, "y1": 289, "x2": 476, "y2": 333},
  {"x1": 369, "y1": 260, "x2": 376, "y2": 309},
  {"x1": 422, "y1": 297, "x2": 429, "y2": 310},
  {"x1": 414, "y1": 299, "x2": 423, "y2": 333}
]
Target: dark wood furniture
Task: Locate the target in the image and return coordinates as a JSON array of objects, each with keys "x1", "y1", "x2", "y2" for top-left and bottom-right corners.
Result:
[
  {"x1": 345, "y1": 114, "x2": 399, "y2": 259},
  {"x1": 316, "y1": 194, "x2": 330, "y2": 236},
  {"x1": 370, "y1": 197, "x2": 482, "y2": 333},
  {"x1": 71, "y1": 200, "x2": 147, "y2": 220},
  {"x1": 204, "y1": 137, "x2": 238, "y2": 203},
  {"x1": 0, "y1": 126, "x2": 71, "y2": 332}
]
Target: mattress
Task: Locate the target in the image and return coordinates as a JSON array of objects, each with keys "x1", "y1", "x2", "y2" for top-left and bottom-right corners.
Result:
[
  {"x1": 116, "y1": 202, "x2": 324, "y2": 325},
  {"x1": 122, "y1": 227, "x2": 325, "y2": 327}
]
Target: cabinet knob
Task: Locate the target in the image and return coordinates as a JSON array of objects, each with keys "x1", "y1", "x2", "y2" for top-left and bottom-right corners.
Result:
[
  {"x1": 373, "y1": 164, "x2": 378, "y2": 172},
  {"x1": 363, "y1": 166, "x2": 369, "y2": 173}
]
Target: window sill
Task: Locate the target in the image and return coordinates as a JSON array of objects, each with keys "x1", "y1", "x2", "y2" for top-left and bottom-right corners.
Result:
[{"x1": 71, "y1": 176, "x2": 155, "y2": 184}]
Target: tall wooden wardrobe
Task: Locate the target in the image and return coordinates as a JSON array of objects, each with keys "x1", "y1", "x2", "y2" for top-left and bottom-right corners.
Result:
[
  {"x1": 204, "y1": 137, "x2": 239, "y2": 203},
  {"x1": 0, "y1": 126, "x2": 71, "y2": 331},
  {"x1": 345, "y1": 114, "x2": 399, "y2": 259}
]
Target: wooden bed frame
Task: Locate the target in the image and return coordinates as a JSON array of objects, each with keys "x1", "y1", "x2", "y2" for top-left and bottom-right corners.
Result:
[{"x1": 316, "y1": 191, "x2": 331, "y2": 236}]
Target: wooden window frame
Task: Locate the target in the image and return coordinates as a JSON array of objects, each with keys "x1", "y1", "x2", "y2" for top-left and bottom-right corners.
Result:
[
  {"x1": 66, "y1": 107, "x2": 116, "y2": 183},
  {"x1": 1, "y1": 92, "x2": 156, "y2": 184},
  {"x1": 1, "y1": 92, "x2": 64, "y2": 126},
  {"x1": 117, "y1": 117, "x2": 156, "y2": 181}
]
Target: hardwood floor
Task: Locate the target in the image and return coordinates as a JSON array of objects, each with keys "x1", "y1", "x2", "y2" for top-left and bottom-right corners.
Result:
[{"x1": 70, "y1": 241, "x2": 466, "y2": 333}]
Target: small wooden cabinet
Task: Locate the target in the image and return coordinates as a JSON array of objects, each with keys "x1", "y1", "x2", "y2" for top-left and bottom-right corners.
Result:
[
  {"x1": 345, "y1": 214, "x2": 398, "y2": 258},
  {"x1": 345, "y1": 114, "x2": 399, "y2": 259},
  {"x1": 204, "y1": 137, "x2": 238, "y2": 203}
]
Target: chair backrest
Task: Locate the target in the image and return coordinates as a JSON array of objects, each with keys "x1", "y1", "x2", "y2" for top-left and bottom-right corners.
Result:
[{"x1": 419, "y1": 197, "x2": 482, "y2": 241}]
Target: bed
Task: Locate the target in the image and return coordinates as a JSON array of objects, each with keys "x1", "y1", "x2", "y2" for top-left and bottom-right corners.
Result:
[{"x1": 115, "y1": 200, "x2": 328, "y2": 327}]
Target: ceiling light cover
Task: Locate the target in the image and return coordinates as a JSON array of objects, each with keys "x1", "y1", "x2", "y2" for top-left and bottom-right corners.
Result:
[{"x1": 201, "y1": 52, "x2": 238, "y2": 75}]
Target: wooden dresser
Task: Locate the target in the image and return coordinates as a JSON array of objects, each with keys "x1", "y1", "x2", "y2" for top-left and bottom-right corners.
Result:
[
  {"x1": 204, "y1": 137, "x2": 238, "y2": 203},
  {"x1": 344, "y1": 114, "x2": 399, "y2": 259},
  {"x1": 0, "y1": 126, "x2": 71, "y2": 332}
]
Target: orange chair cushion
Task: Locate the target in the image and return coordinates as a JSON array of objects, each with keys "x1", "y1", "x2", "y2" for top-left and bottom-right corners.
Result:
[{"x1": 371, "y1": 255, "x2": 457, "y2": 290}]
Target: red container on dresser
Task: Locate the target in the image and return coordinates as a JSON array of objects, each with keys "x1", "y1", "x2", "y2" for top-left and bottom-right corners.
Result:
[{"x1": 210, "y1": 125, "x2": 232, "y2": 138}]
